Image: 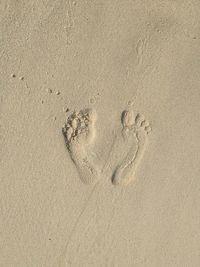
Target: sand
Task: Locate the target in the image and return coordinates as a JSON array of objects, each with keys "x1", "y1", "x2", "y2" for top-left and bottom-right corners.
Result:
[{"x1": 1, "y1": 1, "x2": 200, "y2": 266}]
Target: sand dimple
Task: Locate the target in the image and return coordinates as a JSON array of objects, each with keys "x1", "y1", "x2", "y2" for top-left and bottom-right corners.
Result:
[
  {"x1": 112, "y1": 109, "x2": 151, "y2": 186},
  {"x1": 62, "y1": 108, "x2": 99, "y2": 185}
]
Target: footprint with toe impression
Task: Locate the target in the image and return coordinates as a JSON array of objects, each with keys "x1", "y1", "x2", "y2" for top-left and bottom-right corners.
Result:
[
  {"x1": 112, "y1": 108, "x2": 151, "y2": 186},
  {"x1": 62, "y1": 108, "x2": 99, "y2": 185}
]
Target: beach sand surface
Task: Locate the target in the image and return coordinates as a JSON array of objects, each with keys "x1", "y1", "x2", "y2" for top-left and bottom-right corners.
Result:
[{"x1": 1, "y1": 1, "x2": 200, "y2": 266}]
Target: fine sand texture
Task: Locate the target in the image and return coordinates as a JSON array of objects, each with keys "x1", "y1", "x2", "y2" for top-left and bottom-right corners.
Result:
[{"x1": 1, "y1": 1, "x2": 200, "y2": 267}]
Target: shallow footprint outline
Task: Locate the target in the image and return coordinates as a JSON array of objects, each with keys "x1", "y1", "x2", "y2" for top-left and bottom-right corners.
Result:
[
  {"x1": 62, "y1": 108, "x2": 99, "y2": 185},
  {"x1": 112, "y1": 109, "x2": 151, "y2": 186}
]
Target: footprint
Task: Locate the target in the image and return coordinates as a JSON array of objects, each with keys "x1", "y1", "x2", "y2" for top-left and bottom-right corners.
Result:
[
  {"x1": 112, "y1": 109, "x2": 151, "y2": 186},
  {"x1": 62, "y1": 108, "x2": 99, "y2": 184}
]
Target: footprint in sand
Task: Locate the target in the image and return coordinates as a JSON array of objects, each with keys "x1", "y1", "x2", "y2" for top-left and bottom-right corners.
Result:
[
  {"x1": 62, "y1": 108, "x2": 99, "y2": 185},
  {"x1": 112, "y1": 108, "x2": 151, "y2": 186}
]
